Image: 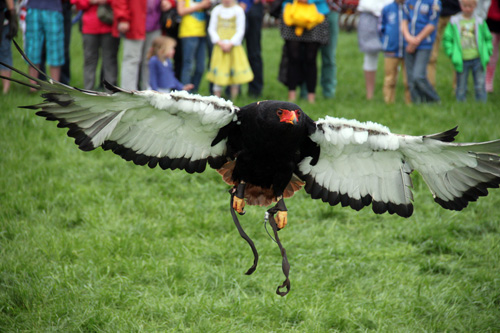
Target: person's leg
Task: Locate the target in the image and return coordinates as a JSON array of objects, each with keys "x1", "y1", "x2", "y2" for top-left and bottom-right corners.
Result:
[
  {"x1": 82, "y1": 34, "x2": 99, "y2": 90},
  {"x1": 181, "y1": 37, "x2": 197, "y2": 87},
  {"x1": 121, "y1": 38, "x2": 144, "y2": 90},
  {"x1": 455, "y1": 61, "x2": 469, "y2": 102},
  {"x1": 304, "y1": 42, "x2": 320, "y2": 103},
  {"x1": 320, "y1": 11, "x2": 339, "y2": 98},
  {"x1": 101, "y1": 34, "x2": 120, "y2": 86},
  {"x1": 413, "y1": 49, "x2": 440, "y2": 103},
  {"x1": 0, "y1": 25, "x2": 12, "y2": 93},
  {"x1": 140, "y1": 29, "x2": 161, "y2": 90},
  {"x1": 404, "y1": 51, "x2": 419, "y2": 103},
  {"x1": 191, "y1": 36, "x2": 207, "y2": 93},
  {"x1": 363, "y1": 52, "x2": 378, "y2": 100},
  {"x1": 383, "y1": 56, "x2": 398, "y2": 103},
  {"x1": 60, "y1": 1, "x2": 72, "y2": 85},
  {"x1": 400, "y1": 58, "x2": 411, "y2": 104},
  {"x1": 285, "y1": 40, "x2": 302, "y2": 101},
  {"x1": 245, "y1": 3, "x2": 264, "y2": 97},
  {"x1": 471, "y1": 58, "x2": 487, "y2": 102},
  {"x1": 43, "y1": 9, "x2": 65, "y2": 82},
  {"x1": 486, "y1": 32, "x2": 500, "y2": 92},
  {"x1": 427, "y1": 16, "x2": 450, "y2": 87}
]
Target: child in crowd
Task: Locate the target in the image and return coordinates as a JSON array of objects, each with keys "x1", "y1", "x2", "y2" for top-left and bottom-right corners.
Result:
[
  {"x1": 148, "y1": 36, "x2": 194, "y2": 93},
  {"x1": 206, "y1": 0, "x2": 253, "y2": 98},
  {"x1": 443, "y1": 0, "x2": 492, "y2": 101},
  {"x1": 380, "y1": 0, "x2": 411, "y2": 104},
  {"x1": 402, "y1": 0, "x2": 442, "y2": 103}
]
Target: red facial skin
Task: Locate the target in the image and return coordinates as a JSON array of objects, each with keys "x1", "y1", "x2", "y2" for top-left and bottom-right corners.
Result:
[{"x1": 277, "y1": 109, "x2": 300, "y2": 125}]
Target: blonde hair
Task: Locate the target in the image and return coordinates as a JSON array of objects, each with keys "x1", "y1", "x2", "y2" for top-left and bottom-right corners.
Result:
[{"x1": 147, "y1": 36, "x2": 177, "y2": 60}]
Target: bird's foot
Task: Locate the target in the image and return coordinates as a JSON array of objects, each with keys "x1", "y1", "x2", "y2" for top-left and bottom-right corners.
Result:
[
  {"x1": 232, "y1": 196, "x2": 246, "y2": 215},
  {"x1": 268, "y1": 196, "x2": 288, "y2": 230},
  {"x1": 276, "y1": 211, "x2": 288, "y2": 229},
  {"x1": 231, "y1": 182, "x2": 246, "y2": 215}
]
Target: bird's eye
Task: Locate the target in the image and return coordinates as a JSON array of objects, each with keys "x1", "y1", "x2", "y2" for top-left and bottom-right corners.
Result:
[
  {"x1": 296, "y1": 110, "x2": 301, "y2": 117},
  {"x1": 277, "y1": 110, "x2": 283, "y2": 116}
]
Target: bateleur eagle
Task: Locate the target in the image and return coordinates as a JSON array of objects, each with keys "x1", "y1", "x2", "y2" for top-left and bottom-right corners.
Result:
[{"x1": 3, "y1": 44, "x2": 500, "y2": 296}]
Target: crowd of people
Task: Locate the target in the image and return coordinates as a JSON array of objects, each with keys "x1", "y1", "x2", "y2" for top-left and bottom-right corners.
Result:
[{"x1": 0, "y1": 0, "x2": 499, "y2": 104}]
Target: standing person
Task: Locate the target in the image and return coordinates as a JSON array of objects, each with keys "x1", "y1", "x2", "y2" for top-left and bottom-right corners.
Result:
[
  {"x1": 0, "y1": 0, "x2": 18, "y2": 94},
  {"x1": 402, "y1": 0, "x2": 442, "y2": 104},
  {"x1": 112, "y1": 0, "x2": 147, "y2": 91},
  {"x1": 206, "y1": 0, "x2": 253, "y2": 98},
  {"x1": 72, "y1": 0, "x2": 120, "y2": 90},
  {"x1": 443, "y1": 0, "x2": 492, "y2": 101},
  {"x1": 427, "y1": 0, "x2": 461, "y2": 87},
  {"x1": 177, "y1": 0, "x2": 212, "y2": 93},
  {"x1": 141, "y1": 0, "x2": 163, "y2": 90},
  {"x1": 380, "y1": 0, "x2": 411, "y2": 104},
  {"x1": 357, "y1": 0, "x2": 393, "y2": 100},
  {"x1": 148, "y1": 35, "x2": 194, "y2": 92},
  {"x1": 280, "y1": 0, "x2": 330, "y2": 103},
  {"x1": 486, "y1": 0, "x2": 500, "y2": 92},
  {"x1": 320, "y1": 0, "x2": 342, "y2": 99},
  {"x1": 25, "y1": 0, "x2": 65, "y2": 87},
  {"x1": 239, "y1": 0, "x2": 264, "y2": 98}
]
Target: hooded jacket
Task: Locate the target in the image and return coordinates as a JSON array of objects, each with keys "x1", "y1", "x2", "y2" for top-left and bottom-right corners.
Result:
[
  {"x1": 380, "y1": 2, "x2": 405, "y2": 57},
  {"x1": 442, "y1": 12, "x2": 493, "y2": 72}
]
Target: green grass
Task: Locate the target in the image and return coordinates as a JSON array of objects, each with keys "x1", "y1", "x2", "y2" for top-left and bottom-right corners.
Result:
[{"x1": 1, "y1": 26, "x2": 500, "y2": 331}]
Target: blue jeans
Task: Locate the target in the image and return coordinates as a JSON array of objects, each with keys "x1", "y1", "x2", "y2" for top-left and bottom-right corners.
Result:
[
  {"x1": 181, "y1": 36, "x2": 207, "y2": 92},
  {"x1": 404, "y1": 48, "x2": 440, "y2": 103},
  {"x1": 456, "y1": 58, "x2": 487, "y2": 102},
  {"x1": 320, "y1": 11, "x2": 340, "y2": 98}
]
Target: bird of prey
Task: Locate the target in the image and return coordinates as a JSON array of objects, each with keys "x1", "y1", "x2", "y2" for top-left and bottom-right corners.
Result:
[{"x1": 2, "y1": 44, "x2": 500, "y2": 296}]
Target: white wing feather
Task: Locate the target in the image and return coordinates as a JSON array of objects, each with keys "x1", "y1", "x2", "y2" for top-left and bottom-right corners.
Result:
[
  {"x1": 31, "y1": 84, "x2": 237, "y2": 173},
  {"x1": 300, "y1": 116, "x2": 500, "y2": 217}
]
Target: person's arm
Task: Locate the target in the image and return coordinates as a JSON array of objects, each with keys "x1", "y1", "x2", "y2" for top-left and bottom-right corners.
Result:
[
  {"x1": 414, "y1": 23, "x2": 436, "y2": 45},
  {"x1": 441, "y1": 22, "x2": 454, "y2": 59},
  {"x1": 207, "y1": 6, "x2": 220, "y2": 44},
  {"x1": 230, "y1": 7, "x2": 246, "y2": 46},
  {"x1": 149, "y1": 58, "x2": 160, "y2": 91},
  {"x1": 5, "y1": 0, "x2": 18, "y2": 40},
  {"x1": 177, "y1": 0, "x2": 211, "y2": 16},
  {"x1": 112, "y1": 0, "x2": 131, "y2": 34}
]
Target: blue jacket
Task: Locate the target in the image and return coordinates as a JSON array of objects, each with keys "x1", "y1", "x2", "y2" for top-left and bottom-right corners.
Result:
[
  {"x1": 148, "y1": 57, "x2": 184, "y2": 92},
  {"x1": 380, "y1": 2, "x2": 405, "y2": 57},
  {"x1": 403, "y1": 0, "x2": 441, "y2": 50}
]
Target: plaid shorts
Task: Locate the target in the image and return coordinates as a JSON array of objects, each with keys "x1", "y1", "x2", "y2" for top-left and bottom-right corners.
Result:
[{"x1": 25, "y1": 8, "x2": 64, "y2": 66}]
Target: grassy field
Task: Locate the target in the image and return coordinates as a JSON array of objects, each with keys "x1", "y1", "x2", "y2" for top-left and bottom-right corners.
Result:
[{"x1": 1, "y1": 26, "x2": 500, "y2": 331}]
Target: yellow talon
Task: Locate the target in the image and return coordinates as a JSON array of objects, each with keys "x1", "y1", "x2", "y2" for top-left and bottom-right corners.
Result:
[
  {"x1": 233, "y1": 196, "x2": 246, "y2": 215},
  {"x1": 276, "y1": 211, "x2": 288, "y2": 229}
]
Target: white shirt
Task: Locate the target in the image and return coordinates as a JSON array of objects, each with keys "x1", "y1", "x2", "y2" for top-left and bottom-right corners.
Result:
[{"x1": 208, "y1": 4, "x2": 246, "y2": 46}]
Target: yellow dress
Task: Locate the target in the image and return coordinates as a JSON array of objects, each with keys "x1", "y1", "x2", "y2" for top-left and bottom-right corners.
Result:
[{"x1": 206, "y1": 12, "x2": 254, "y2": 86}]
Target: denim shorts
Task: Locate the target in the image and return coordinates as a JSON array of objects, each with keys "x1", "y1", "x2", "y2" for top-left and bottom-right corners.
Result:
[
  {"x1": 25, "y1": 8, "x2": 64, "y2": 66},
  {"x1": 0, "y1": 24, "x2": 12, "y2": 71}
]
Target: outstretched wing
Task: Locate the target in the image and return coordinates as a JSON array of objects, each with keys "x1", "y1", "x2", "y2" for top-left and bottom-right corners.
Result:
[
  {"x1": 4, "y1": 62, "x2": 237, "y2": 174},
  {"x1": 298, "y1": 116, "x2": 500, "y2": 217}
]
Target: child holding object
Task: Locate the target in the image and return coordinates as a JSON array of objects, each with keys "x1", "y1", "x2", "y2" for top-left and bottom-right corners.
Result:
[
  {"x1": 206, "y1": 0, "x2": 254, "y2": 99},
  {"x1": 148, "y1": 36, "x2": 194, "y2": 93},
  {"x1": 443, "y1": 0, "x2": 492, "y2": 101}
]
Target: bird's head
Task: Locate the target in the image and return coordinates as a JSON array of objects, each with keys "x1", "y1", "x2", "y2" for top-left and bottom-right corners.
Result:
[{"x1": 276, "y1": 108, "x2": 300, "y2": 125}]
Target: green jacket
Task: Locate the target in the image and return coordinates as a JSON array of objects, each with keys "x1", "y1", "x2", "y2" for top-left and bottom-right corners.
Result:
[{"x1": 442, "y1": 13, "x2": 493, "y2": 73}]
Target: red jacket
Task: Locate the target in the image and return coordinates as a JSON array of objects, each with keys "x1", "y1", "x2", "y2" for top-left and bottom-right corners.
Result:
[
  {"x1": 112, "y1": 0, "x2": 147, "y2": 40},
  {"x1": 71, "y1": 0, "x2": 114, "y2": 34},
  {"x1": 488, "y1": 0, "x2": 500, "y2": 21}
]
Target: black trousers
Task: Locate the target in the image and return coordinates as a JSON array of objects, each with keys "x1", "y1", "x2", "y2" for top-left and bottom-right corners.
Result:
[
  {"x1": 285, "y1": 40, "x2": 320, "y2": 93},
  {"x1": 245, "y1": 3, "x2": 264, "y2": 97}
]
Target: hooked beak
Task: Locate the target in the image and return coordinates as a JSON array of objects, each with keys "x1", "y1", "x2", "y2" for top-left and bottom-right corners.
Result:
[{"x1": 278, "y1": 109, "x2": 298, "y2": 125}]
